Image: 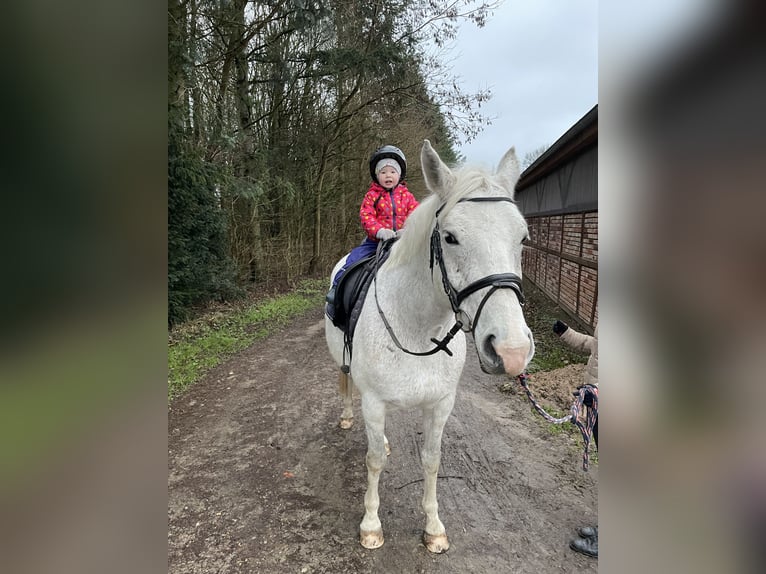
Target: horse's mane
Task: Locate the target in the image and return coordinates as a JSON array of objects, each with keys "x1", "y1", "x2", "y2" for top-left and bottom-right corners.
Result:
[{"x1": 388, "y1": 165, "x2": 505, "y2": 268}]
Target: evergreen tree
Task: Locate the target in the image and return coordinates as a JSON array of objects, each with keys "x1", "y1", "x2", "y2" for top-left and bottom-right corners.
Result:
[{"x1": 168, "y1": 126, "x2": 240, "y2": 324}]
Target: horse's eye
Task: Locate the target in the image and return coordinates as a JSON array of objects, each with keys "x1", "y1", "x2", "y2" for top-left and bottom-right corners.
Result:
[{"x1": 444, "y1": 232, "x2": 459, "y2": 245}]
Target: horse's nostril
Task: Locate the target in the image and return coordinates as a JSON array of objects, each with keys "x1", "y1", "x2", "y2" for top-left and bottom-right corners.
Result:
[{"x1": 483, "y1": 335, "x2": 500, "y2": 365}]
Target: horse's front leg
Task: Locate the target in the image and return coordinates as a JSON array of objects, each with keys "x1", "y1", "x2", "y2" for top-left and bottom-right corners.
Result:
[
  {"x1": 359, "y1": 398, "x2": 387, "y2": 549},
  {"x1": 420, "y1": 395, "x2": 456, "y2": 553}
]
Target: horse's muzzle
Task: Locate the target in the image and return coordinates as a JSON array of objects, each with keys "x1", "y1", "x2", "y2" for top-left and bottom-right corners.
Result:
[{"x1": 482, "y1": 334, "x2": 532, "y2": 376}]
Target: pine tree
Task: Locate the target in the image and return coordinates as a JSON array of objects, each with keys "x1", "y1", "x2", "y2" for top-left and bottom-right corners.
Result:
[{"x1": 168, "y1": 125, "x2": 240, "y2": 325}]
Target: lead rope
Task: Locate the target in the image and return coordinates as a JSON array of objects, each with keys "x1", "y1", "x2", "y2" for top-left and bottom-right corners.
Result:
[{"x1": 517, "y1": 373, "x2": 599, "y2": 471}]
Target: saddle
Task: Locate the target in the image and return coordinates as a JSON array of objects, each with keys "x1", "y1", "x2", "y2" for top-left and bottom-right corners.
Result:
[{"x1": 329, "y1": 241, "x2": 394, "y2": 355}]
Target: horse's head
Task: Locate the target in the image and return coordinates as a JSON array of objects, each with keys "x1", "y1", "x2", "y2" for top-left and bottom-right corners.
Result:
[{"x1": 420, "y1": 140, "x2": 535, "y2": 376}]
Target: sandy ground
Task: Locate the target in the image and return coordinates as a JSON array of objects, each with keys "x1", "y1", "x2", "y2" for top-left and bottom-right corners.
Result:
[{"x1": 168, "y1": 307, "x2": 597, "y2": 573}]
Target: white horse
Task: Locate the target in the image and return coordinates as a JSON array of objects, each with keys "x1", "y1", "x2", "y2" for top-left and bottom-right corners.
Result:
[{"x1": 325, "y1": 140, "x2": 534, "y2": 553}]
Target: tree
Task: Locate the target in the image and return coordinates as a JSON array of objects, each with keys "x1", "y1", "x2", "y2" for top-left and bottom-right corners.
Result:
[
  {"x1": 168, "y1": 116, "x2": 242, "y2": 324},
  {"x1": 168, "y1": 0, "x2": 502, "y2": 320},
  {"x1": 522, "y1": 144, "x2": 549, "y2": 170},
  {"x1": 168, "y1": 0, "x2": 239, "y2": 324}
]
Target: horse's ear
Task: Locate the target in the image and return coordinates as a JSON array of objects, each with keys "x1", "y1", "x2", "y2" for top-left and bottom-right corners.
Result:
[
  {"x1": 420, "y1": 139, "x2": 454, "y2": 200},
  {"x1": 495, "y1": 146, "x2": 520, "y2": 198}
]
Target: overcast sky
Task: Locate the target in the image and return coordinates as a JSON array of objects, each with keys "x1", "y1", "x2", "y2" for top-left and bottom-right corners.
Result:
[{"x1": 447, "y1": 0, "x2": 598, "y2": 169}]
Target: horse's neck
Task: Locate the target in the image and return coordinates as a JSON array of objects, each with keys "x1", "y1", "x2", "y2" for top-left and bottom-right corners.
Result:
[{"x1": 376, "y1": 253, "x2": 453, "y2": 336}]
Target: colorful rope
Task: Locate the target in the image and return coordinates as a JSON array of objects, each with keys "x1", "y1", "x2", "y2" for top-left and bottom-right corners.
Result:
[{"x1": 517, "y1": 373, "x2": 598, "y2": 471}]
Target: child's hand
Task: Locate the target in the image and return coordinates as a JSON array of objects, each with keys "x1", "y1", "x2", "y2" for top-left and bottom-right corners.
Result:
[{"x1": 376, "y1": 229, "x2": 396, "y2": 241}]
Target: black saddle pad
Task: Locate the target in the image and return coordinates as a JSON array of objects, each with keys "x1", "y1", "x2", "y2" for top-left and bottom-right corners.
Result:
[{"x1": 331, "y1": 241, "x2": 394, "y2": 339}]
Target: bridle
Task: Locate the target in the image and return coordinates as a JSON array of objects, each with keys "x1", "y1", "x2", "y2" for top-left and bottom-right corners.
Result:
[{"x1": 373, "y1": 196, "x2": 525, "y2": 357}]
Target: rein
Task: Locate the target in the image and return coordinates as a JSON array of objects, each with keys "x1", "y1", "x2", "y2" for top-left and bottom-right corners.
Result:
[
  {"x1": 372, "y1": 240, "x2": 463, "y2": 357},
  {"x1": 373, "y1": 196, "x2": 524, "y2": 358}
]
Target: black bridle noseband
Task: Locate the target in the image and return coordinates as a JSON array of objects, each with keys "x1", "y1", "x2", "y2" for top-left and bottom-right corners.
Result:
[{"x1": 374, "y1": 196, "x2": 525, "y2": 357}]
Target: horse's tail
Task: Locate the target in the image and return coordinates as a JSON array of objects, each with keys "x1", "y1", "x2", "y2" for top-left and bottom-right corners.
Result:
[
  {"x1": 338, "y1": 369, "x2": 349, "y2": 395},
  {"x1": 338, "y1": 369, "x2": 354, "y2": 429}
]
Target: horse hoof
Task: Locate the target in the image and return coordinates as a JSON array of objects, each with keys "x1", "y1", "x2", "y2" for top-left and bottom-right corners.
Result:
[
  {"x1": 360, "y1": 529, "x2": 384, "y2": 549},
  {"x1": 339, "y1": 417, "x2": 353, "y2": 430},
  {"x1": 423, "y1": 532, "x2": 450, "y2": 553}
]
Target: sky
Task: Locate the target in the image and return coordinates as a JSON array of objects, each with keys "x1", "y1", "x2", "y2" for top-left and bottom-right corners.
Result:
[{"x1": 446, "y1": 0, "x2": 598, "y2": 169}]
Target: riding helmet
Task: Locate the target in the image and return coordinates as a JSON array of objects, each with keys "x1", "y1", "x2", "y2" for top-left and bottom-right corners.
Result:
[{"x1": 369, "y1": 145, "x2": 406, "y2": 185}]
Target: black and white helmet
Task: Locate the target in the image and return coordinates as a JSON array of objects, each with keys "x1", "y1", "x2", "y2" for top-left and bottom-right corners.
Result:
[{"x1": 369, "y1": 145, "x2": 406, "y2": 185}]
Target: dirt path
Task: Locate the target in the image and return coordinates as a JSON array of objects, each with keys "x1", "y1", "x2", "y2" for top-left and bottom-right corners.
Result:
[{"x1": 168, "y1": 308, "x2": 598, "y2": 573}]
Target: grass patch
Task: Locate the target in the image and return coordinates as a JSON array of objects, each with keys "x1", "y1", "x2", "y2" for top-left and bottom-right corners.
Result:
[
  {"x1": 538, "y1": 407, "x2": 571, "y2": 435},
  {"x1": 521, "y1": 280, "x2": 589, "y2": 373},
  {"x1": 168, "y1": 278, "x2": 325, "y2": 400}
]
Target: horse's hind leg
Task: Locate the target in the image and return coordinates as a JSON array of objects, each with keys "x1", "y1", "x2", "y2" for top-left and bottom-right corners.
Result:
[
  {"x1": 420, "y1": 396, "x2": 455, "y2": 553},
  {"x1": 338, "y1": 370, "x2": 354, "y2": 429}
]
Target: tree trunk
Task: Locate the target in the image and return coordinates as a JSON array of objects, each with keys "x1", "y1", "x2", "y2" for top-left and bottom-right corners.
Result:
[
  {"x1": 168, "y1": 0, "x2": 187, "y2": 128},
  {"x1": 309, "y1": 149, "x2": 327, "y2": 274}
]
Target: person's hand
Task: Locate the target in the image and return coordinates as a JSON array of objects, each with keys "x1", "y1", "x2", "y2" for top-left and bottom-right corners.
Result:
[
  {"x1": 376, "y1": 228, "x2": 395, "y2": 241},
  {"x1": 553, "y1": 320, "x2": 569, "y2": 335},
  {"x1": 573, "y1": 385, "x2": 597, "y2": 407}
]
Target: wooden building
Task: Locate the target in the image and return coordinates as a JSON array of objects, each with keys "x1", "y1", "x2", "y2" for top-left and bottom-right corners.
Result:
[{"x1": 516, "y1": 105, "x2": 598, "y2": 332}]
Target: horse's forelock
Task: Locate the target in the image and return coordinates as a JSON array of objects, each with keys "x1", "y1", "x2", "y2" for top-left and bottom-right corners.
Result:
[{"x1": 442, "y1": 167, "x2": 499, "y2": 211}]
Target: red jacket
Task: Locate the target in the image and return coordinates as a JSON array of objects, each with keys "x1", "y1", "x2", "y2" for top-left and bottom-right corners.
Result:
[{"x1": 359, "y1": 182, "x2": 419, "y2": 240}]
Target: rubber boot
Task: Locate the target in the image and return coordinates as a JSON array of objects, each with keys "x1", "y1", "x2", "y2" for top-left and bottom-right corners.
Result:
[{"x1": 570, "y1": 530, "x2": 598, "y2": 558}]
